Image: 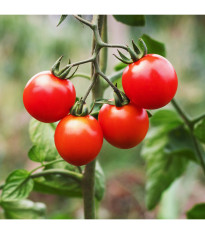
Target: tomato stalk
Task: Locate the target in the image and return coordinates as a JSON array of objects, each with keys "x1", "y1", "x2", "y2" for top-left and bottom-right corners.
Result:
[{"x1": 82, "y1": 15, "x2": 109, "y2": 219}]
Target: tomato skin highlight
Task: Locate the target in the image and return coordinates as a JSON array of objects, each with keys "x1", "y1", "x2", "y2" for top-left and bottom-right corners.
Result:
[
  {"x1": 54, "y1": 114, "x2": 103, "y2": 166},
  {"x1": 98, "y1": 103, "x2": 149, "y2": 149},
  {"x1": 23, "y1": 71, "x2": 76, "y2": 123},
  {"x1": 122, "y1": 54, "x2": 178, "y2": 109}
]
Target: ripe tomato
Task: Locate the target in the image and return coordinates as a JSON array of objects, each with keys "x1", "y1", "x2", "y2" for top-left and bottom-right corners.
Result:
[
  {"x1": 23, "y1": 71, "x2": 76, "y2": 123},
  {"x1": 54, "y1": 114, "x2": 103, "y2": 166},
  {"x1": 122, "y1": 54, "x2": 178, "y2": 109},
  {"x1": 98, "y1": 103, "x2": 149, "y2": 149}
]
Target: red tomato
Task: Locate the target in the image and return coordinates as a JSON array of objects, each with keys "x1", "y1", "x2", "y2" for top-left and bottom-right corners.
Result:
[
  {"x1": 54, "y1": 114, "x2": 103, "y2": 166},
  {"x1": 122, "y1": 54, "x2": 178, "y2": 109},
  {"x1": 23, "y1": 71, "x2": 76, "y2": 123},
  {"x1": 98, "y1": 103, "x2": 149, "y2": 149}
]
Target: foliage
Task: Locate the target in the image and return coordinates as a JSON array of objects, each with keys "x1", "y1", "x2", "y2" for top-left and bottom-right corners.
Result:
[{"x1": 186, "y1": 203, "x2": 205, "y2": 219}]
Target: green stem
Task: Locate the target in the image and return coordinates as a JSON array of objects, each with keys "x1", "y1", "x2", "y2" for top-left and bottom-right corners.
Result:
[
  {"x1": 30, "y1": 169, "x2": 82, "y2": 182},
  {"x1": 101, "y1": 42, "x2": 128, "y2": 51},
  {"x1": 71, "y1": 73, "x2": 90, "y2": 80},
  {"x1": 82, "y1": 15, "x2": 107, "y2": 220},
  {"x1": 190, "y1": 133, "x2": 205, "y2": 174},
  {"x1": 100, "y1": 16, "x2": 108, "y2": 74},
  {"x1": 96, "y1": 65, "x2": 123, "y2": 102},
  {"x1": 82, "y1": 160, "x2": 96, "y2": 219},
  {"x1": 29, "y1": 158, "x2": 64, "y2": 174},
  {"x1": 191, "y1": 113, "x2": 205, "y2": 125},
  {"x1": 171, "y1": 99, "x2": 192, "y2": 128},
  {"x1": 171, "y1": 98, "x2": 205, "y2": 174},
  {"x1": 73, "y1": 15, "x2": 94, "y2": 29},
  {"x1": 0, "y1": 168, "x2": 82, "y2": 190},
  {"x1": 78, "y1": 76, "x2": 98, "y2": 114}
]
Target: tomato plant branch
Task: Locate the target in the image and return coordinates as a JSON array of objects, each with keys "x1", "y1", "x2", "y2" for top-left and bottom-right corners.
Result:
[
  {"x1": 171, "y1": 98, "x2": 205, "y2": 174},
  {"x1": 73, "y1": 15, "x2": 94, "y2": 29},
  {"x1": 29, "y1": 158, "x2": 64, "y2": 174},
  {"x1": 0, "y1": 168, "x2": 83, "y2": 191},
  {"x1": 71, "y1": 73, "x2": 90, "y2": 80},
  {"x1": 191, "y1": 113, "x2": 205, "y2": 125},
  {"x1": 30, "y1": 169, "x2": 82, "y2": 182},
  {"x1": 100, "y1": 42, "x2": 128, "y2": 51},
  {"x1": 190, "y1": 134, "x2": 205, "y2": 173},
  {"x1": 82, "y1": 75, "x2": 97, "y2": 103},
  {"x1": 96, "y1": 66, "x2": 123, "y2": 102},
  {"x1": 171, "y1": 99, "x2": 192, "y2": 128}
]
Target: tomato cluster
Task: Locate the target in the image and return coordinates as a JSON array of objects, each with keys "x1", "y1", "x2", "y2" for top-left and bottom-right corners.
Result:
[{"x1": 23, "y1": 54, "x2": 178, "y2": 166}]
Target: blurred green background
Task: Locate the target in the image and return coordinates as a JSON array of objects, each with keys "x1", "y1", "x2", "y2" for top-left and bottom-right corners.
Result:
[{"x1": 0, "y1": 15, "x2": 205, "y2": 219}]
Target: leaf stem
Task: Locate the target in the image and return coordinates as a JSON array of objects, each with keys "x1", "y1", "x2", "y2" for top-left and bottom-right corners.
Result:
[
  {"x1": 171, "y1": 99, "x2": 192, "y2": 128},
  {"x1": 191, "y1": 113, "x2": 205, "y2": 125},
  {"x1": 29, "y1": 158, "x2": 64, "y2": 174},
  {"x1": 0, "y1": 168, "x2": 83, "y2": 191},
  {"x1": 71, "y1": 73, "x2": 90, "y2": 80},
  {"x1": 171, "y1": 98, "x2": 205, "y2": 174},
  {"x1": 73, "y1": 15, "x2": 94, "y2": 29},
  {"x1": 30, "y1": 169, "x2": 82, "y2": 182}
]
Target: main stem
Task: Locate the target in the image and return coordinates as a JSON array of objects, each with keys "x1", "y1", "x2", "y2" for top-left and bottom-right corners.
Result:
[{"x1": 82, "y1": 15, "x2": 107, "y2": 219}]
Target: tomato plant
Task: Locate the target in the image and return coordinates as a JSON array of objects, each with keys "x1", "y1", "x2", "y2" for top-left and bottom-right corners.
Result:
[
  {"x1": 54, "y1": 114, "x2": 103, "y2": 166},
  {"x1": 0, "y1": 15, "x2": 205, "y2": 221},
  {"x1": 122, "y1": 54, "x2": 178, "y2": 109},
  {"x1": 23, "y1": 71, "x2": 76, "y2": 123},
  {"x1": 98, "y1": 103, "x2": 149, "y2": 149}
]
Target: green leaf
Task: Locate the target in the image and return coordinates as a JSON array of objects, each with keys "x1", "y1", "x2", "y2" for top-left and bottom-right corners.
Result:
[
  {"x1": 113, "y1": 15, "x2": 145, "y2": 26},
  {"x1": 1, "y1": 199, "x2": 46, "y2": 219},
  {"x1": 57, "y1": 15, "x2": 67, "y2": 27},
  {"x1": 29, "y1": 119, "x2": 58, "y2": 162},
  {"x1": 142, "y1": 110, "x2": 197, "y2": 210},
  {"x1": 114, "y1": 62, "x2": 127, "y2": 71},
  {"x1": 44, "y1": 158, "x2": 77, "y2": 172},
  {"x1": 33, "y1": 173, "x2": 82, "y2": 198},
  {"x1": 33, "y1": 161, "x2": 105, "y2": 201},
  {"x1": 1, "y1": 170, "x2": 33, "y2": 202},
  {"x1": 28, "y1": 145, "x2": 46, "y2": 163},
  {"x1": 194, "y1": 118, "x2": 205, "y2": 143},
  {"x1": 95, "y1": 161, "x2": 105, "y2": 201},
  {"x1": 187, "y1": 203, "x2": 205, "y2": 219},
  {"x1": 139, "y1": 34, "x2": 166, "y2": 57}
]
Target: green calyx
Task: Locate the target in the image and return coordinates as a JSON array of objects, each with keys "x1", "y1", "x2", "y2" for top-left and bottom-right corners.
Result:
[
  {"x1": 51, "y1": 56, "x2": 79, "y2": 80},
  {"x1": 114, "y1": 90, "x2": 130, "y2": 107},
  {"x1": 113, "y1": 38, "x2": 148, "y2": 64},
  {"x1": 70, "y1": 99, "x2": 89, "y2": 117},
  {"x1": 95, "y1": 91, "x2": 130, "y2": 108}
]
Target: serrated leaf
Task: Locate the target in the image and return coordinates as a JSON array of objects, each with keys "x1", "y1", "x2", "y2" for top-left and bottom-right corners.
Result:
[
  {"x1": 186, "y1": 203, "x2": 205, "y2": 219},
  {"x1": 142, "y1": 110, "x2": 198, "y2": 210},
  {"x1": 1, "y1": 170, "x2": 33, "y2": 202},
  {"x1": 1, "y1": 199, "x2": 46, "y2": 219},
  {"x1": 140, "y1": 34, "x2": 166, "y2": 57},
  {"x1": 194, "y1": 118, "x2": 205, "y2": 144},
  {"x1": 113, "y1": 15, "x2": 145, "y2": 26},
  {"x1": 57, "y1": 15, "x2": 67, "y2": 27},
  {"x1": 29, "y1": 119, "x2": 58, "y2": 162}
]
